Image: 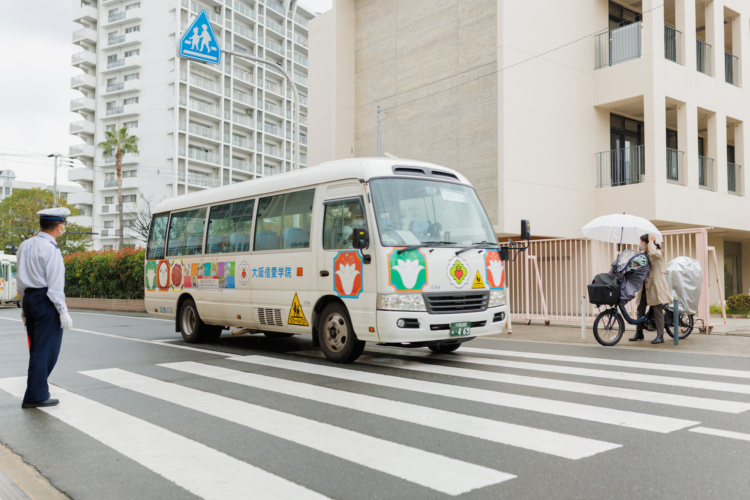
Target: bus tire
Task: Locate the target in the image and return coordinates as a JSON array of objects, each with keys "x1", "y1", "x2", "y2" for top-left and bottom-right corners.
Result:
[
  {"x1": 317, "y1": 303, "x2": 365, "y2": 363},
  {"x1": 428, "y1": 342, "x2": 461, "y2": 354},
  {"x1": 179, "y1": 298, "x2": 222, "y2": 343}
]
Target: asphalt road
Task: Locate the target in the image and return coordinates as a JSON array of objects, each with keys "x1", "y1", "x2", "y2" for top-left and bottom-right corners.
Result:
[{"x1": 1, "y1": 307, "x2": 749, "y2": 499}]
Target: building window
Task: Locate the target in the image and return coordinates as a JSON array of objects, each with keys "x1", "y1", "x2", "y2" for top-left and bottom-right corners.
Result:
[
  {"x1": 123, "y1": 120, "x2": 138, "y2": 129},
  {"x1": 125, "y1": 25, "x2": 140, "y2": 34},
  {"x1": 104, "y1": 245, "x2": 114, "y2": 251},
  {"x1": 104, "y1": 196, "x2": 115, "y2": 205},
  {"x1": 122, "y1": 194, "x2": 137, "y2": 203},
  {"x1": 105, "y1": 173, "x2": 115, "y2": 182},
  {"x1": 4, "y1": 187, "x2": 10, "y2": 196},
  {"x1": 125, "y1": 2, "x2": 140, "y2": 10},
  {"x1": 107, "y1": 54, "x2": 118, "y2": 64},
  {"x1": 104, "y1": 221, "x2": 114, "y2": 228},
  {"x1": 123, "y1": 170, "x2": 137, "y2": 178},
  {"x1": 124, "y1": 72, "x2": 139, "y2": 81},
  {"x1": 124, "y1": 49, "x2": 140, "y2": 58},
  {"x1": 106, "y1": 124, "x2": 116, "y2": 132},
  {"x1": 106, "y1": 77, "x2": 118, "y2": 86},
  {"x1": 106, "y1": 101, "x2": 117, "y2": 110},
  {"x1": 123, "y1": 97, "x2": 139, "y2": 105}
]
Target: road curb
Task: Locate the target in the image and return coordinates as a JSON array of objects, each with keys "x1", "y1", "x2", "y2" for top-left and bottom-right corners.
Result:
[{"x1": 0, "y1": 442, "x2": 68, "y2": 499}]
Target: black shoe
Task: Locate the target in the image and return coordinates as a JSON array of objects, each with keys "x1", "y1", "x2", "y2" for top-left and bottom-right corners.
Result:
[
  {"x1": 651, "y1": 335, "x2": 664, "y2": 344},
  {"x1": 629, "y1": 331, "x2": 644, "y2": 341},
  {"x1": 22, "y1": 398, "x2": 59, "y2": 409}
]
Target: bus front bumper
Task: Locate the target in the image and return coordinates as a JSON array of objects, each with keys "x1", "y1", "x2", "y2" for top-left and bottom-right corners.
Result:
[{"x1": 375, "y1": 306, "x2": 508, "y2": 344}]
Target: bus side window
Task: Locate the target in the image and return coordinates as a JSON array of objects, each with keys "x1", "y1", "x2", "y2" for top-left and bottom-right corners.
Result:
[
  {"x1": 206, "y1": 199, "x2": 255, "y2": 254},
  {"x1": 146, "y1": 214, "x2": 169, "y2": 260},
  {"x1": 254, "y1": 189, "x2": 314, "y2": 251},
  {"x1": 323, "y1": 198, "x2": 367, "y2": 250},
  {"x1": 166, "y1": 208, "x2": 207, "y2": 257}
]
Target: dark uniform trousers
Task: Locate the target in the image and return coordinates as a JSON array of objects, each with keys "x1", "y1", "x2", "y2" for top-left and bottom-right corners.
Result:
[{"x1": 23, "y1": 287, "x2": 63, "y2": 402}]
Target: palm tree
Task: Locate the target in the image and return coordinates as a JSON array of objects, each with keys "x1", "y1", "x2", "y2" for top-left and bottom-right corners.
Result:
[{"x1": 97, "y1": 126, "x2": 139, "y2": 249}]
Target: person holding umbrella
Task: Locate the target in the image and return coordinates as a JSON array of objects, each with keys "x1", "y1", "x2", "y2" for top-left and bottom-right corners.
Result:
[{"x1": 629, "y1": 233, "x2": 672, "y2": 344}]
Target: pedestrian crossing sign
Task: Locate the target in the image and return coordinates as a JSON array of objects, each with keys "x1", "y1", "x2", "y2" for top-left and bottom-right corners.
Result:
[
  {"x1": 471, "y1": 271, "x2": 485, "y2": 289},
  {"x1": 179, "y1": 9, "x2": 221, "y2": 65},
  {"x1": 288, "y1": 293, "x2": 309, "y2": 326}
]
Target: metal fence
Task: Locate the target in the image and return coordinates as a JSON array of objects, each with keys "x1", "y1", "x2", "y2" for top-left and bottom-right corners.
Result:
[
  {"x1": 595, "y1": 145, "x2": 644, "y2": 187},
  {"x1": 725, "y1": 51, "x2": 739, "y2": 86},
  {"x1": 666, "y1": 148, "x2": 684, "y2": 185},
  {"x1": 696, "y1": 39, "x2": 712, "y2": 75},
  {"x1": 664, "y1": 25, "x2": 682, "y2": 64},
  {"x1": 727, "y1": 163, "x2": 742, "y2": 195},
  {"x1": 595, "y1": 22, "x2": 642, "y2": 69},
  {"x1": 699, "y1": 156, "x2": 715, "y2": 191}
]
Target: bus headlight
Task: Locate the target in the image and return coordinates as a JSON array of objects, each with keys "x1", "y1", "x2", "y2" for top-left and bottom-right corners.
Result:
[
  {"x1": 489, "y1": 289, "x2": 506, "y2": 308},
  {"x1": 378, "y1": 293, "x2": 427, "y2": 311}
]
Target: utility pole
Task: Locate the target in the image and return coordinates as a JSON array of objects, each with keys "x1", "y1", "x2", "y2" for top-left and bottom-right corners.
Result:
[{"x1": 47, "y1": 154, "x2": 76, "y2": 207}]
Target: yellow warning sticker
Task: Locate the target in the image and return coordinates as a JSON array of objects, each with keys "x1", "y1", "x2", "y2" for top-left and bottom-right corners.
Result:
[
  {"x1": 288, "y1": 293, "x2": 309, "y2": 326},
  {"x1": 471, "y1": 271, "x2": 485, "y2": 289}
]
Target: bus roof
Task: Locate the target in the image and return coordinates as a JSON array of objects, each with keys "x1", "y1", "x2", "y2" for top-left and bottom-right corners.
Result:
[{"x1": 155, "y1": 157, "x2": 471, "y2": 214}]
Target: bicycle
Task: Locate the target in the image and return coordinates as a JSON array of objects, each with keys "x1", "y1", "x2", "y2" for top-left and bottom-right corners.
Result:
[{"x1": 592, "y1": 303, "x2": 694, "y2": 346}]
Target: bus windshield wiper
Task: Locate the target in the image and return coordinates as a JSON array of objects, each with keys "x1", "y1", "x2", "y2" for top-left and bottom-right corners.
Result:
[
  {"x1": 455, "y1": 241, "x2": 497, "y2": 255},
  {"x1": 397, "y1": 241, "x2": 457, "y2": 254}
]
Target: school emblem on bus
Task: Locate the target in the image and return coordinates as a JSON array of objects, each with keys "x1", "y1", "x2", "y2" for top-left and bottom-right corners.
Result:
[
  {"x1": 388, "y1": 248, "x2": 427, "y2": 292},
  {"x1": 333, "y1": 251, "x2": 363, "y2": 298},
  {"x1": 238, "y1": 261, "x2": 251, "y2": 286},
  {"x1": 447, "y1": 256, "x2": 469, "y2": 288},
  {"x1": 484, "y1": 250, "x2": 505, "y2": 289}
]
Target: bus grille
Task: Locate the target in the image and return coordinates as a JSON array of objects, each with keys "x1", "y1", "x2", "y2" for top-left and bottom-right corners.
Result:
[
  {"x1": 258, "y1": 308, "x2": 283, "y2": 327},
  {"x1": 422, "y1": 292, "x2": 489, "y2": 314}
]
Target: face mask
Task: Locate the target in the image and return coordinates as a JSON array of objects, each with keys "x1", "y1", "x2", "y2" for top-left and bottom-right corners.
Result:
[
  {"x1": 639, "y1": 243, "x2": 646, "y2": 251},
  {"x1": 58, "y1": 225, "x2": 65, "y2": 235}
]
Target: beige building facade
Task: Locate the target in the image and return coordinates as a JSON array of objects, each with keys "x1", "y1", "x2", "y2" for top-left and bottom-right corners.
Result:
[{"x1": 310, "y1": 0, "x2": 750, "y2": 303}]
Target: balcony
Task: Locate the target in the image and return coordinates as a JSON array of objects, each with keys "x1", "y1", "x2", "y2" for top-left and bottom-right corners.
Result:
[
  {"x1": 186, "y1": 122, "x2": 221, "y2": 141},
  {"x1": 186, "y1": 147, "x2": 220, "y2": 166},
  {"x1": 696, "y1": 40, "x2": 712, "y2": 76},
  {"x1": 293, "y1": 52, "x2": 308, "y2": 67},
  {"x1": 102, "y1": 56, "x2": 140, "y2": 73},
  {"x1": 72, "y1": 50, "x2": 97, "y2": 68},
  {"x1": 70, "y1": 96, "x2": 95, "y2": 112},
  {"x1": 234, "y1": 23, "x2": 256, "y2": 42},
  {"x1": 67, "y1": 191, "x2": 94, "y2": 206},
  {"x1": 188, "y1": 73, "x2": 221, "y2": 94},
  {"x1": 232, "y1": 113, "x2": 253, "y2": 129},
  {"x1": 105, "y1": 103, "x2": 139, "y2": 117},
  {"x1": 106, "y1": 31, "x2": 141, "y2": 48},
  {"x1": 232, "y1": 136, "x2": 254, "y2": 151},
  {"x1": 265, "y1": 80, "x2": 283, "y2": 95},
  {"x1": 698, "y1": 156, "x2": 715, "y2": 191},
  {"x1": 233, "y1": 90, "x2": 252, "y2": 106},
  {"x1": 594, "y1": 21, "x2": 642, "y2": 70},
  {"x1": 267, "y1": 1, "x2": 285, "y2": 16},
  {"x1": 264, "y1": 38, "x2": 284, "y2": 56},
  {"x1": 68, "y1": 168, "x2": 94, "y2": 183},
  {"x1": 72, "y1": 28, "x2": 97, "y2": 45},
  {"x1": 69, "y1": 143, "x2": 95, "y2": 158},
  {"x1": 71, "y1": 73, "x2": 96, "y2": 90},
  {"x1": 595, "y1": 145, "x2": 644, "y2": 187},
  {"x1": 99, "y1": 153, "x2": 139, "y2": 166},
  {"x1": 69, "y1": 120, "x2": 95, "y2": 135},
  {"x1": 727, "y1": 163, "x2": 743, "y2": 196},
  {"x1": 183, "y1": 97, "x2": 220, "y2": 118},
  {"x1": 69, "y1": 215, "x2": 93, "y2": 228},
  {"x1": 73, "y1": 4, "x2": 98, "y2": 23},
  {"x1": 665, "y1": 148, "x2": 685, "y2": 185},
  {"x1": 105, "y1": 7, "x2": 141, "y2": 26},
  {"x1": 294, "y1": 14, "x2": 308, "y2": 29},
  {"x1": 265, "y1": 18, "x2": 284, "y2": 36},
  {"x1": 234, "y1": 1, "x2": 256, "y2": 21},
  {"x1": 179, "y1": 170, "x2": 220, "y2": 188},
  {"x1": 232, "y1": 158, "x2": 252, "y2": 172},
  {"x1": 264, "y1": 102, "x2": 283, "y2": 117},
  {"x1": 233, "y1": 67, "x2": 255, "y2": 85},
  {"x1": 664, "y1": 25, "x2": 682, "y2": 65},
  {"x1": 102, "y1": 177, "x2": 138, "y2": 190},
  {"x1": 725, "y1": 52, "x2": 739, "y2": 86},
  {"x1": 294, "y1": 34, "x2": 308, "y2": 48},
  {"x1": 103, "y1": 79, "x2": 140, "y2": 95}
]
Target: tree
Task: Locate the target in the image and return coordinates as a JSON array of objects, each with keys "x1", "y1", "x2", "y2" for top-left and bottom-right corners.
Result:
[
  {"x1": 0, "y1": 188, "x2": 91, "y2": 254},
  {"x1": 98, "y1": 126, "x2": 139, "y2": 249},
  {"x1": 129, "y1": 193, "x2": 154, "y2": 244}
]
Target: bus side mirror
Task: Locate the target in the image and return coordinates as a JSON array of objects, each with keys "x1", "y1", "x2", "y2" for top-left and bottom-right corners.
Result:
[
  {"x1": 352, "y1": 227, "x2": 369, "y2": 250},
  {"x1": 499, "y1": 247, "x2": 510, "y2": 261},
  {"x1": 521, "y1": 219, "x2": 531, "y2": 241}
]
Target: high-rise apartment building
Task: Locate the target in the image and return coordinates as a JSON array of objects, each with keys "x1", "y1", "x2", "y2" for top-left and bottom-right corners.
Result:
[
  {"x1": 310, "y1": 0, "x2": 750, "y2": 303},
  {"x1": 69, "y1": 0, "x2": 313, "y2": 249}
]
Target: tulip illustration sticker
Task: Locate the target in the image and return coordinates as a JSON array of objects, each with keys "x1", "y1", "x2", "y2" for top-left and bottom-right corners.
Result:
[
  {"x1": 447, "y1": 256, "x2": 470, "y2": 288},
  {"x1": 157, "y1": 260, "x2": 170, "y2": 292},
  {"x1": 389, "y1": 248, "x2": 427, "y2": 292},
  {"x1": 333, "y1": 251, "x2": 363, "y2": 298},
  {"x1": 485, "y1": 250, "x2": 505, "y2": 289},
  {"x1": 145, "y1": 261, "x2": 158, "y2": 291}
]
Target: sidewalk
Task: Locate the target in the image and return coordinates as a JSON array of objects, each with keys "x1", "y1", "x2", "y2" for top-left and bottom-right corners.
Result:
[
  {"x1": 489, "y1": 316, "x2": 750, "y2": 357},
  {"x1": 0, "y1": 443, "x2": 68, "y2": 499}
]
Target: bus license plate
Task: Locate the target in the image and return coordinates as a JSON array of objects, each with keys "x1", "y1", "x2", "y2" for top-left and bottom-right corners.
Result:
[{"x1": 450, "y1": 321, "x2": 471, "y2": 337}]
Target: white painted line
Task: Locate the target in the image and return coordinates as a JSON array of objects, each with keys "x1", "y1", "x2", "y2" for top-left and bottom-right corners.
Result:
[
  {"x1": 364, "y1": 347, "x2": 750, "y2": 396},
  {"x1": 232, "y1": 356, "x2": 699, "y2": 433},
  {"x1": 162, "y1": 361, "x2": 619, "y2": 460},
  {"x1": 81, "y1": 368, "x2": 514, "y2": 495},
  {"x1": 0, "y1": 377, "x2": 326, "y2": 500},
  {"x1": 356, "y1": 356, "x2": 750, "y2": 414},
  {"x1": 453, "y1": 346, "x2": 750, "y2": 381},
  {"x1": 689, "y1": 427, "x2": 750, "y2": 443}
]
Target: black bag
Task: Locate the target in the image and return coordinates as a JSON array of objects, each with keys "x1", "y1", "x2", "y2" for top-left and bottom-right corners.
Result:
[{"x1": 587, "y1": 273, "x2": 620, "y2": 306}]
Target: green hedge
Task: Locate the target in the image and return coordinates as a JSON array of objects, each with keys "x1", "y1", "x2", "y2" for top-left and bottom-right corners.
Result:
[
  {"x1": 726, "y1": 294, "x2": 750, "y2": 314},
  {"x1": 64, "y1": 248, "x2": 145, "y2": 299}
]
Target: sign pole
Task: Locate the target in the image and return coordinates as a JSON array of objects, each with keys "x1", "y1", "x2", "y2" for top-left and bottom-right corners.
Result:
[{"x1": 673, "y1": 297, "x2": 679, "y2": 346}]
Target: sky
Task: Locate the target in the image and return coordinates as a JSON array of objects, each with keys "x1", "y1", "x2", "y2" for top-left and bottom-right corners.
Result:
[{"x1": 0, "y1": 0, "x2": 332, "y2": 187}]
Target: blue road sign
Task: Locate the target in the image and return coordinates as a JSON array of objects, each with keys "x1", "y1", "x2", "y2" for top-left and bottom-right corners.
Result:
[{"x1": 179, "y1": 9, "x2": 221, "y2": 65}]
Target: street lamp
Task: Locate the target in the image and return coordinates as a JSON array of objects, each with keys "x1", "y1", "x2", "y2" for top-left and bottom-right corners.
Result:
[{"x1": 47, "y1": 153, "x2": 77, "y2": 207}]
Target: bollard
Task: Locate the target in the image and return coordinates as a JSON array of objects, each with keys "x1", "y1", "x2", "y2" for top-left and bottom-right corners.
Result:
[
  {"x1": 581, "y1": 296, "x2": 586, "y2": 340},
  {"x1": 673, "y1": 297, "x2": 679, "y2": 346}
]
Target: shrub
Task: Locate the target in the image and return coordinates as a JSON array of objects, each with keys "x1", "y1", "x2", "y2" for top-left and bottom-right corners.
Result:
[
  {"x1": 64, "y1": 248, "x2": 145, "y2": 299},
  {"x1": 709, "y1": 304, "x2": 723, "y2": 315},
  {"x1": 725, "y1": 294, "x2": 750, "y2": 314}
]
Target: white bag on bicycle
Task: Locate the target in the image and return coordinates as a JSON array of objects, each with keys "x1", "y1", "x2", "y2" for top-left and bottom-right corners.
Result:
[{"x1": 665, "y1": 257, "x2": 702, "y2": 315}]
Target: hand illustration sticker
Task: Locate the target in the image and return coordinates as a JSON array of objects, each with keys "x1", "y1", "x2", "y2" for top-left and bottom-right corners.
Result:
[
  {"x1": 485, "y1": 250, "x2": 505, "y2": 289},
  {"x1": 333, "y1": 251, "x2": 363, "y2": 298}
]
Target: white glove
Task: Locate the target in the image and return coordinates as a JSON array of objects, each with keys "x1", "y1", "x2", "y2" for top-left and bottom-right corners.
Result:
[
  {"x1": 21, "y1": 309, "x2": 26, "y2": 326},
  {"x1": 60, "y1": 311, "x2": 73, "y2": 330}
]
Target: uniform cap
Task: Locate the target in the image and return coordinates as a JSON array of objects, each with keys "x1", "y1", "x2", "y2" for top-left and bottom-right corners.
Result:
[{"x1": 37, "y1": 207, "x2": 71, "y2": 221}]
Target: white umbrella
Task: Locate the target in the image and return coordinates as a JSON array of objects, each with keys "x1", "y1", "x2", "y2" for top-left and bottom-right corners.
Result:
[{"x1": 581, "y1": 213, "x2": 663, "y2": 245}]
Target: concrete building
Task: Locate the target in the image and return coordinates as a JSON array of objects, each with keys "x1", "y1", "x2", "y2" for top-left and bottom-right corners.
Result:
[
  {"x1": 0, "y1": 170, "x2": 82, "y2": 205},
  {"x1": 69, "y1": 0, "x2": 313, "y2": 250},
  {"x1": 309, "y1": 0, "x2": 750, "y2": 303}
]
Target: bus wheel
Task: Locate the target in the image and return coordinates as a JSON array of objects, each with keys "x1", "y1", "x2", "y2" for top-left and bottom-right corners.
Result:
[
  {"x1": 318, "y1": 303, "x2": 365, "y2": 363},
  {"x1": 179, "y1": 298, "x2": 222, "y2": 343},
  {"x1": 428, "y1": 342, "x2": 461, "y2": 354}
]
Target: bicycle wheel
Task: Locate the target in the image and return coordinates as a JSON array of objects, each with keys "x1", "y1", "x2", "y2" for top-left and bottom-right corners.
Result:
[
  {"x1": 665, "y1": 312, "x2": 694, "y2": 339},
  {"x1": 593, "y1": 308, "x2": 624, "y2": 346}
]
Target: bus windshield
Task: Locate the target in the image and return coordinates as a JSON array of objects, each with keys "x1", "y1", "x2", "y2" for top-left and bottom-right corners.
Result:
[{"x1": 370, "y1": 178, "x2": 497, "y2": 247}]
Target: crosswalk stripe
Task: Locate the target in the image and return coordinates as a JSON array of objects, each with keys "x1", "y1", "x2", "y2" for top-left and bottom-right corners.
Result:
[
  {"x1": 689, "y1": 427, "x2": 750, "y2": 443},
  {"x1": 363, "y1": 347, "x2": 750, "y2": 396},
  {"x1": 455, "y1": 346, "x2": 750, "y2": 380},
  {"x1": 355, "y1": 355, "x2": 750, "y2": 414},
  {"x1": 161, "y1": 361, "x2": 620, "y2": 460},
  {"x1": 0, "y1": 377, "x2": 326, "y2": 500},
  {"x1": 232, "y1": 356, "x2": 700, "y2": 433},
  {"x1": 81, "y1": 368, "x2": 514, "y2": 496}
]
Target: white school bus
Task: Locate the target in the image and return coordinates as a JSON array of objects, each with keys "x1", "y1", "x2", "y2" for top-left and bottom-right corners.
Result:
[
  {"x1": 145, "y1": 158, "x2": 510, "y2": 363},
  {"x1": 0, "y1": 253, "x2": 19, "y2": 306}
]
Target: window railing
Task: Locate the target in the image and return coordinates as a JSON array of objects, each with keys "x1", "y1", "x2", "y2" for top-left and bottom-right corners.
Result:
[
  {"x1": 696, "y1": 39, "x2": 712, "y2": 76},
  {"x1": 665, "y1": 148, "x2": 684, "y2": 185},
  {"x1": 725, "y1": 51, "x2": 739, "y2": 86},
  {"x1": 188, "y1": 98, "x2": 220, "y2": 117},
  {"x1": 232, "y1": 158, "x2": 252, "y2": 171},
  {"x1": 187, "y1": 171, "x2": 219, "y2": 187},
  {"x1": 234, "y1": 1, "x2": 255, "y2": 20},
  {"x1": 293, "y1": 72, "x2": 307, "y2": 86},
  {"x1": 232, "y1": 67, "x2": 254, "y2": 83},
  {"x1": 189, "y1": 73, "x2": 220, "y2": 93},
  {"x1": 232, "y1": 113, "x2": 253, "y2": 127},
  {"x1": 664, "y1": 25, "x2": 682, "y2": 65},
  {"x1": 264, "y1": 38, "x2": 284, "y2": 55},
  {"x1": 264, "y1": 144, "x2": 281, "y2": 157},
  {"x1": 595, "y1": 145, "x2": 645, "y2": 187},
  {"x1": 264, "y1": 123, "x2": 279, "y2": 136},
  {"x1": 232, "y1": 136, "x2": 254, "y2": 150},
  {"x1": 106, "y1": 82, "x2": 125, "y2": 92},
  {"x1": 698, "y1": 156, "x2": 715, "y2": 191},
  {"x1": 294, "y1": 14, "x2": 308, "y2": 28},
  {"x1": 106, "y1": 106, "x2": 124, "y2": 116},
  {"x1": 107, "y1": 59, "x2": 125, "y2": 69},
  {"x1": 294, "y1": 34, "x2": 308, "y2": 47},
  {"x1": 267, "y1": 1, "x2": 285, "y2": 15},
  {"x1": 265, "y1": 102, "x2": 282, "y2": 115},
  {"x1": 234, "y1": 23, "x2": 255, "y2": 41},
  {"x1": 187, "y1": 147, "x2": 218, "y2": 165},
  {"x1": 727, "y1": 162, "x2": 742, "y2": 195},
  {"x1": 265, "y1": 18, "x2": 284, "y2": 36},
  {"x1": 104, "y1": 180, "x2": 118, "y2": 188},
  {"x1": 265, "y1": 80, "x2": 282, "y2": 94},
  {"x1": 108, "y1": 11, "x2": 126, "y2": 23},
  {"x1": 233, "y1": 90, "x2": 251, "y2": 104},
  {"x1": 188, "y1": 122, "x2": 220, "y2": 141},
  {"x1": 108, "y1": 35, "x2": 126, "y2": 46},
  {"x1": 595, "y1": 21, "x2": 642, "y2": 69},
  {"x1": 294, "y1": 52, "x2": 308, "y2": 66}
]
